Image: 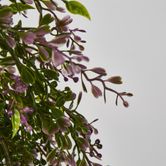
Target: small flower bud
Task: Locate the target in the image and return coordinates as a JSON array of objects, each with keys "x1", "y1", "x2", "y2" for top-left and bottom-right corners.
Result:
[
  {"x1": 73, "y1": 77, "x2": 79, "y2": 83},
  {"x1": 97, "y1": 144, "x2": 103, "y2": 149},
  {"x1": 123, "y1": 101, "x2": 129, "y2": 107},
  {"x1": 106, "y1": 76, "x2": 122, "y2": 84},
  {"x1": 97, "y1": 153, "x2": 102, "y2": 159},
  {"x1": 90, "y1": 151, "x2": 95, "y2": 157},
  {"x1": 91, "y1": 84, "x2": 102, "y2": 98},
  {"x1": 90, "y1": 67, "x2": 107, "y2": 75},
  {"x1": 95, "y1": 139, "x2": 100, "y2": 144}
]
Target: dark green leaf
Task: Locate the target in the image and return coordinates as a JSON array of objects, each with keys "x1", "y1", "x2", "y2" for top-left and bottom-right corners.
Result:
[
  {"x1": 0, "y1": 7, "x2": 13, "y2": 16},
  {"x1": 0, "y1": 56, "x2": 15, "y2": 66},
  {"x1": 56, "y1": 96, "x2": 65, "y2": 107},
  {"x1": 77, "y1": 158, "x2": 87, "y2": 166},
  {"x1": 47, "y1": 149, "x2": 56, "y2": 162},
  {"x1": 52, "y1": 108, "x2": 64, "y2": 119},
  {"x1": 64, "y1": 0, "x2": 91, "y2": 20},
  {"x1": 40, "y1": 13, "x2": 54, "y2": 26},
  {"x1": 0, "y1": 102, "x2": 5, "y2": 112},
  {"x1": 20, "y1": 65, "x2": 35, "y2": 84},
  {"x1": 42, "y1": 69, "x2": 59, "y2": 81}
]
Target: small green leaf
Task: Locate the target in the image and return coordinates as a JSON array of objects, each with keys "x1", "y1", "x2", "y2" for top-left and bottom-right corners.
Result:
[
  {"x1": 64, "y1": 0, "x2": 91, "y2": 20},
  {"x1": 10, "y1": 3, "x2": 34, "y2": 13},
  {"x1": 40, "y1": 13, "x2": 54, "y2": 26},
  {"x1": 77, "y1": 158, "x2": 87, "y2": 166},
  {"x1": 11, "y1": 109, "x2": 20, "y2": 138},
  {"x1": 42, "y1": 69, "x2": 59, "y2": 80},
  {"x1": 65, "y1": 135, "x2": 72, "y2": 149},
  {"x1": 20, "y1": 66, "x2": 35, "y2": 84},
  {"x1": 0, "y1": 56, "x2": 15, "y2": 66},
  {"x1": 47, "y1": 149, "x2": 56, "y2": 162}
]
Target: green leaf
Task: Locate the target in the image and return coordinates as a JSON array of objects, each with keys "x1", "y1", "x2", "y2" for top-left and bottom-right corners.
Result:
[
  {"x1": 0, "y1": 56, "x2": 15, "y2": 66},
  {"x1": 10, "y1": 3, "x2": 34, "y2": 13},
  {"x1": 77, "y1": 158, "x2": 87, "y2": 166},
  {"x1": 0, "y1": 102, "x2": 5, "y2": 112},
  {"x1": 11, "y1": 109, "x2": 20, "y2": 138},
  {"x1": 52, "y1": 109, "x2": 64, "y2": 119},
  {"x1": 40, "y1": 13, "x2": 54, "y2": 26},
  {"x1": 47, "y1": 149, "x2": 56, "y2": 162},
  {"x1": 64, "y1": 0, "x2": 91, "y2": 20},
  {"x1": 20, "y1": 66, "x2": 35, "y2": 84},
  {"x1": 0, "y1": 7, "x2": 13, "y2": 16},
  {"x1": 42, "y1": 69, "x2": 59, "y2": 81},
  {"x1": 65, "y1": 135, "x2": 72, "y2": 149}
]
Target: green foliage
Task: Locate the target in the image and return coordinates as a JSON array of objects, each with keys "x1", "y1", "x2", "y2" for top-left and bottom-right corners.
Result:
[
  {"x1": 10, "y1": 3, "x2": 34, "y2": 13},
  {"x1": 20, "y1": 65, "x2": 35, "y2": 84},
  {"x1": 64, "y1": 0, "x2": 91, "y2": 20},
  {"x1": 0, "y1": 0, "x2": 132, "y2": 165}
]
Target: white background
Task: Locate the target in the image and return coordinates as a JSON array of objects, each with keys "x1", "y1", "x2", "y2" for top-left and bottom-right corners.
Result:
[{"x1": 73, "y1": 0, "x2": 166, "y2": 165}]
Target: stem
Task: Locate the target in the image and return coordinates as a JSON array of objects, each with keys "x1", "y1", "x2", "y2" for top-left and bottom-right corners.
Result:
[
  {"x1": 82, "y1": 71, "x2": 126, "y2": 104},
  {"x1": 36, "y1": 143, "x2": 47, "y2": 157}
]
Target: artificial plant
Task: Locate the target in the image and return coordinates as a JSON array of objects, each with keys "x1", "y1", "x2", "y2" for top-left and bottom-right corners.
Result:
[{"x1": 0, "y1": 0, "x2": 132, "y2": 165}]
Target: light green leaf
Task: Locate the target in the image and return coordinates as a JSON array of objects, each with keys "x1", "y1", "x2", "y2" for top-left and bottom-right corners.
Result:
[
  {"x1": 11, "y1": 109, "x2": 20, "y2": 138},
  {"x1": 64, "y1": 0, "x2": 91, "y2": 20},
  {"x1": 10, "y1": 3, "x2": 34, "y2": 13}
]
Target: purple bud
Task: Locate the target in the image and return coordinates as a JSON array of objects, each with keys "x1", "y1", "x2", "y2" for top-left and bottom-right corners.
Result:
[
  {"x1": 123, "y1": 101, "x2": 129, "y2": 107},
  {"x1": 25, "y1": 124, "x2": 32, "y2": 132},
  {"x1": 0, "y1": 11, "x2": 13, "y2": 27},
  {"x1": 91, "y1": 84, "x2": 102, "y2": 98},
  {"x1": 38, "y1": 46, "x2": 50, "y2": 61},
  {"x1": 43, "y1": 1, "x2": 57, "y2": 10},
  {"x1": 11, "y1": 76, "x2": 28, "y2": 93},
  {"x1": 61, "y1": 15, "x2": 73, "y2": 26},
  {"x1": 21, "y1": 32, "x2": 36, "y2": 45},
  {"x1": 35, "y1": 26, "x2": 50, "y2": 36},
  {"x1": 6, "y1": 66, "x2": 16, "y2": 74},
  {"x1": 56, "y1": 7, "x2": 66, "y2": 13},
  {"x1": 64, "y1": 77, "x2": 68, "y2": 82},
  {"x1": 78, "y1": 137, "x2": 90, "y2": 151},
  {"x1": 7, "y1": 109, "x2": 13, "y2": 116},
  {"x1": 21, "y1": 114, "x2": 28, "y2": 125},
  {"x1": 90, "y1": 67, "x2": 106, "y2": 75},
  {"x1": 50, "y1": 34, "x2": 70, "y2": 47},
  {"x1": 72, "y1": 55, "x2": 89, "y2": 62},
  {"x1": 6, "y1": 36, "x2": 16, "y2": 48},
  {"x1": 22, "y1": 107, "x2": 34, "y2": 114},
  {"x1": 73, "y1": 77, "x2": 79, "y2": 83},
  {"x1": 52, "y1": 49, "x2": 65, "y2": 67},
  {"x1": 74, "y1": 35, "x2": 81, "y2": 41},
  {"x1": 106, "y1": 76, "x2": 123, "y2": 84}
]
